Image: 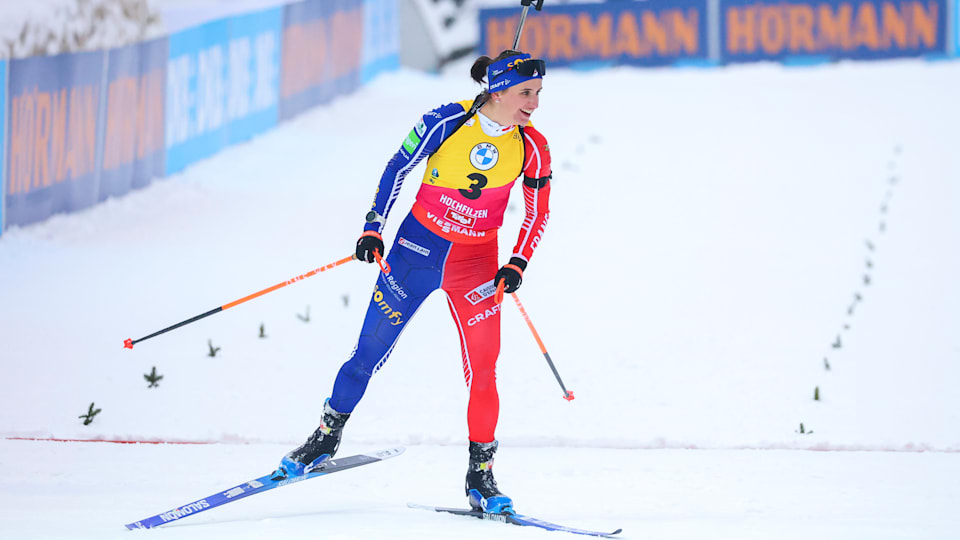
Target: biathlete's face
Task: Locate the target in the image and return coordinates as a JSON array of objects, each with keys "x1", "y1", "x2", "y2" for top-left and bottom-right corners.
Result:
[{"x1": 495, "y1": 79, "x2": 542, "y2": 125}]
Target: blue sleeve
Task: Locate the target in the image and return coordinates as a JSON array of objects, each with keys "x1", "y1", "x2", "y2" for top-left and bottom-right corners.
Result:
[{"x1": 363, "y1": 102, "x2": 467, "y2": 233}]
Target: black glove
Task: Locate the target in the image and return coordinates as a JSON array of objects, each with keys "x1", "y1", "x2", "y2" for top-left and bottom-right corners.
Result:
[
  {"x1": 495, "y1": 257, "x2": 527, "y2": 294},
  {"x1": 356, "y1": 231, "x2": 384, "y2": 263}
]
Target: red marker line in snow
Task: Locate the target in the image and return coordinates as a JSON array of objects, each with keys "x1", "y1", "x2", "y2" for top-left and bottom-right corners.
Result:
[{"x1": 4, "y1": 437, "x2": 215, "y2": 445}]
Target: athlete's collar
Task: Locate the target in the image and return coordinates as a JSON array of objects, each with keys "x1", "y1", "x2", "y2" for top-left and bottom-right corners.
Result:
[{"x1": 475, "y1": 110, "x2": 513, "y2": 137}]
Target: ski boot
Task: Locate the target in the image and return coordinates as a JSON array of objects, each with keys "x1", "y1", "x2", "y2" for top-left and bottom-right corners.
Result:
[
  {"x1": 273, "y1": 399, "x2": 350, "y2": 480},
  {"x1": 465, "y1": 440, "x2": 514, "y2": 514}
]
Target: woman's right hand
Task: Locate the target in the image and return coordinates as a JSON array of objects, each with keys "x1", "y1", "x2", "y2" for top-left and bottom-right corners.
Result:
[{"x1": 356, "y1": 231, "x2": 385, "y2": 263}]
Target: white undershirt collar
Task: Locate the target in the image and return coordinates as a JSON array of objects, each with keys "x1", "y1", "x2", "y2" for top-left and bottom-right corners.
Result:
[{"x1": 476, "y1": 110, "x2": 514, "y2": 137}]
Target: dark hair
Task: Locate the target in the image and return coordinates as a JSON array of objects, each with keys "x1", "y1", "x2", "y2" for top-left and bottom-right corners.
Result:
[{"x1": 470, "y1": 49, "x2": 525, "y2": 90}]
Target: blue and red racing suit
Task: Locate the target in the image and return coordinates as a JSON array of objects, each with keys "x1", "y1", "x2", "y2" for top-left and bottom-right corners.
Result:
[{"x1": 328, "y1": 100, "x2": 552, "y2": 443}]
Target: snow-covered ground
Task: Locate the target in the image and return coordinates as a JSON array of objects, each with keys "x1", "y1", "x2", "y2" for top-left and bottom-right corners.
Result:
[{"x1": 1, "y1": 59, "x2": 958, "y2": 538}]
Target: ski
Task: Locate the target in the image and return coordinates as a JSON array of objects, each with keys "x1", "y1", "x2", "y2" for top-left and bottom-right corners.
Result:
[
  {"x1": 125, "y1": 447, "x2": 404, "y2": 530},
  {"x1": 408, "y1": 503, "x2": 622, "y2": 538}
]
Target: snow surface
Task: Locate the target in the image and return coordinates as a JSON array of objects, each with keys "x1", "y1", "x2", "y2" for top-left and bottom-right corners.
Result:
[{"x1": 1, "y1": 59, "x2": 959, "y2": 538}]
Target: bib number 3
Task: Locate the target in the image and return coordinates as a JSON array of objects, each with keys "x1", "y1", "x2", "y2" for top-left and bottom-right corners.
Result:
[{"x1": 459, "y1": 173, "x2": 488, "y2": 200}]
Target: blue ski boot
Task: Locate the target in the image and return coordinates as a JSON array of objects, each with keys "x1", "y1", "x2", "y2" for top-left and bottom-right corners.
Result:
[
  {"x1": 273, "y1": 400, "x2": 350, "y2": 480},
  {"x1": 465, "y1": 440, "x2": 513, "y2": 514}
]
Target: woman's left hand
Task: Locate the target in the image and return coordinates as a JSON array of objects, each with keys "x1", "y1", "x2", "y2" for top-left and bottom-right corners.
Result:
[{"x1": 495, "y1": 257, "x2": 527, "y2": 294}]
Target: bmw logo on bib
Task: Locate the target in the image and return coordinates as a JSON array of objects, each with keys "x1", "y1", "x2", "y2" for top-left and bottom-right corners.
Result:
[{"x1": 470, "y1": 143, "x2": 499, "y2": 171}]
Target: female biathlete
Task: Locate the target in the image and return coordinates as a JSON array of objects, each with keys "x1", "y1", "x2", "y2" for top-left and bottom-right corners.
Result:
[{"x1": 274, "y1": 50, "x2": 553, "y2": 514}]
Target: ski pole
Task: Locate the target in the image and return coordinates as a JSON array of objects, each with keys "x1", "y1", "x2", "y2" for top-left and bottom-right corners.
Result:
[
  {"x1": 513, "y1": 0, "x2": 545, "y2": 50},
  {"x1": 496, "y1": 280, "x2": 574, "y2": 401},
  {"x1": 124, "y1": 254, "x2": 357, "y2": 349}
]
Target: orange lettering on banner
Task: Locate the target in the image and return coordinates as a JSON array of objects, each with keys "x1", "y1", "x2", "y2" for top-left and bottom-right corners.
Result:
[
  {"x1": 789, "y1": 5, "x2": 816, "y2": 51},
  {"x1": 853, "y1": 3, "x2": 880, "y2": 48},
  {"x1": 83, "y1": 86, "x2": 97, "y2": 177},
  {"x1": 577, "y1": 13, "x2": 613, "y2": 57},
  {"x1": 642, "y1": 12, "x2": 668, "y2": 55},
  {"x1": 351, "y1": 10, "x2": 363, "y2": 72},
  {"x1": 50, "y1": 90, "x2": 66, "y2": 184},
  {"x1": 20, "y1": 90, "x2": 36, "y2": 193},
  {"x1": 332, "y1": 11, "x2": 347, "y2": 78},
  {"x1": 8, "y1": 94, "x2": 29, "y2": 195},
  {"x1": 548, "y1": 15, "x2": 575, "y2": 59},
  {"x1": 672, "y1": 9, "x2": 700, "y2": 54},
  {"x1": 880, "y1": 3, "x2": 907, "y2": 47},
  {"x1": 103, "y1": 81, "x2": 117, "y2": 170},
  {"x1": 312, "y1": 19, "x2": 328, "y2": 87},
  {"x1": 124, "y1": 78, "x2": 139, "y2": 164},
  {"x1": 51, "y1": 90, "x2": 67, "y2": 183},
  {"x1": 760, "y1": 6, "x2": 786, "y2": 54},
  {"x1": 282, "y1": 24, "x2": 320, "y2": 98},
  {"x1": 297, "y1": 23, "x2": 312, "y2": 90},
  {"x1": 727, "y1": 7, "x2": 757, "y2": 53},
  {"x1": 818, "y1": 4, "x2": 853, "y2": 49},
  {"x1": 485, "y1": 16, "x2": 518, "y2": 56},
  {"x1": 7, "y1": 83, "x2": 104, "y2": 195},
  {"x1": 104, "y1": 77, "x2": 125, "y2": 171},
  {"x1": 115, "y1": 78, "x2": 130, "y2": 168},
  {"x1": 910, "y1": 1, "x2": 938, "y2": 48},
  {"x1": 64, "y1": 87, "x2": 87, "y2": 181},
  {"x1": 519, "y1": 18, "x2": 549, "y2": 57},
  {"x1": 24, "y1": 90, "x2": 37, "y2": 191},
  {"x1": 138, "y1": 70, "x2": 164, "y2": 160},
  {"x1": 613, "y1": 12, "x2": 641, "y2": 56},
  {"x1": 63, "y1": 88, "x2": 79, "y2": 181},
  {"x1": 135, "y1": 75, "x2": 148, "y2": 161},
  {"x1": 33, "y1": 91, "x2": 51, "y2": 188},
  {"x1": 351, "y1": 10, "x2": 364, "y2": 73},
  {"x1": 331, "y1": 13, "x2": 342, "y2": 78},
  {"x1": 123, "y1": 78, "x2": 138, "y2": 166}
]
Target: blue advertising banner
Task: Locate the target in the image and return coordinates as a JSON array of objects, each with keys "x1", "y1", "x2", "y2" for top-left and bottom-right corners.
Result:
[
  {"x1": 280, "y1": 0, "x2": 364, "y2": 121},
  {"x1": 479, "y1": 0, "x2": 710, "y2": 67},
  {"x1": 166, "y1": 8, "x2": 284, "y2": 175},
  {"x1": 362, "y1": 0, "x2": 400, "y2": 83},
  {"x1": 165, "y1": 18, "x2": 230, "y2": 176},
  {"x1": 1, "y1": 59, "x2": 6, "y2": 233},
  {"x1": 720, "y1": 0, "x2": 948, "y2": 63},
  {"x1": 99, "y1": 38, "x2": 167, "y2": 201},
  {"x1": 225, "y1": 7, "x2": 282, "y2": 146},
  {"x1": 5, "y1": 51, "x2": 105, "y2": 228}
]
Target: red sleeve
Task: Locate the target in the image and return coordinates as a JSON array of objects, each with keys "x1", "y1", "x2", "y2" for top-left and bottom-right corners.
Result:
[
  {"x1": 512, "y1": 126, "x2": 552, "y2": 263},
  {"x1": 512, "y1": 181, "x2": 550, "y2": 262}
]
